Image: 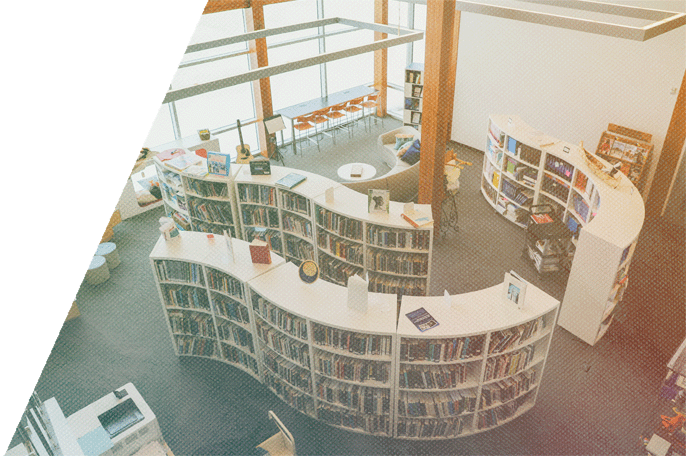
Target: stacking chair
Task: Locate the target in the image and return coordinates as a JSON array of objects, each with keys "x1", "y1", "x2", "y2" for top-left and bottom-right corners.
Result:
[
  {"x1": 360, "y1": 92, "x2": 383, "y2": 131},
  {"x1": 327, "y1": 102, "x2": 350, "y2": 141},
  {"x1": 311, "y1": 108, "x2": 334, "y2": 145},
  {"x1": 343, "y1": 97, "x2": 366, "y2": 136},
  {"x1": 293, "y1": 114, "x2": 319, "y2": 154}
]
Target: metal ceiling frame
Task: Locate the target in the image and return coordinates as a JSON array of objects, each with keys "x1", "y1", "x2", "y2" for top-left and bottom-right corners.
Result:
[
  {"x1": 162, "y1": 17, "x2": 423, "y2": 104},
  {"x1": 400, "y1": 0, "x2": 686, "y2": 41}
]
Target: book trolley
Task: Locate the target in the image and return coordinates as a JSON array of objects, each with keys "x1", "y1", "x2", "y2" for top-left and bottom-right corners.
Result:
[
  {"x1": 151, "y1": 231, "x2": 560, "y2": 439},
  {"x1": 481, "y1": 115, "x2": 645, "y2": 345}
]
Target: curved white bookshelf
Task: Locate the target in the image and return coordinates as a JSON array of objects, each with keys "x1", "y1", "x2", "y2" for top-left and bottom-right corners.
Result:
[
  {"x1": 150, "y1": 231, "x2": 559, "y2": 439},
  {"x1": 482, "y1": 115, "x2": 645, "y2": 346}
]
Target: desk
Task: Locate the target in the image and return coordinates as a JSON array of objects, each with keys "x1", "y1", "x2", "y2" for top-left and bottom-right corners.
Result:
[
  {"x1": 337, "y1": 163, "x2": 376, "y2": 181},
  {"x1": 276, "y1": 85, "x2": 375, "y2": 154}
]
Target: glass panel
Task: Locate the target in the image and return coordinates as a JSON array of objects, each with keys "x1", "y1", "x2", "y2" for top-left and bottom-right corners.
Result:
[
  {"x1": 270, "y1": 39, "x2": 322, "y2": 117},
  {"x1": 323, "y1": 0, "x2": 373, "y2": 20},
  {"x1": 264, "y1": 0, "x2": 318, "y2": 45},
  {"x1": 413, "y1": 4, "x2": 426, "y2": 64},
  {"x1": 324, "y1": 29, "x2": 375, "y2": 93},
  {"x1": 182, "y1": 10, "x2": 248, "y2": 64},
  {"x1": 215, "y1": 123, "x2": 259, "y2": 162},
  {"x1": 387, "y1": 87, "x2": 404, "y2": 119},
  {"x1": 144, "y1": 104, "x2": 176, "y2": 149}
]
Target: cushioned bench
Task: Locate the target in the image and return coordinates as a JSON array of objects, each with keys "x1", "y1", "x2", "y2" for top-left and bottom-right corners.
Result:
[{"x1": 342, "y1": 126, "x2": 421, "y2": 202}]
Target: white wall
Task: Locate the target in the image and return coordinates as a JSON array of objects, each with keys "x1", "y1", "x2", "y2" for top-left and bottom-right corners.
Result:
[{"x1": 450, "y1": 0, "x2": 686, "y2": 198}]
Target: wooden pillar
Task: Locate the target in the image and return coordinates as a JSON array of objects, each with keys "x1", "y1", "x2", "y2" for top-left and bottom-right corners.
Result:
[
  {"x1": 246, "y1": 0, "x2": 274, "y2": 157},
  {"x1": 646, "y1": 69, "x2": 686, "y2": 219},
  {"x1": 374, "y1": 0, "x2": 388, "y2": 117},
  {"x1": 418, "y1": 0, "x2": 457, "y2": 227},
  {"x1": 444, "y1": 11, "x2": 460, "y2": 144}
]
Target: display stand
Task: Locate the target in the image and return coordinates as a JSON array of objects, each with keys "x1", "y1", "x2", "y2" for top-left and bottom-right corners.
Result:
[{"x1": 264, "y1": 114, "x2": 286, "y2": 166}]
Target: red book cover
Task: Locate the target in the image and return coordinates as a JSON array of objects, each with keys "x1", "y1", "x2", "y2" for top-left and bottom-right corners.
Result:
[
  {"x1": 249, "y1": 239, "x2": 271, "y2": 264},
  {"x1": 531, "y1": 213, "x2": 553, "y2": 224}
]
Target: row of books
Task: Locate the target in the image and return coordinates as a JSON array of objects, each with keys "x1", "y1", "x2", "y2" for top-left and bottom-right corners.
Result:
[
  {"x1": 544, "y1": 154, "x2": 574, "y2": 182},
  {"x1": 504, "y1": 157, "x2": 538, "y2": 186},
  {"x1": 397, "y1": 390, "x2": 477, "y2": 418},
  {"x1": 245, "y1": 228, "x2": 283, "y2": 254},
  {"x1": 154, "y1": 260, "x2": 204, "y2": 285},
  {"x1": 486, "y1": 136, "x2": 504, "y2": 168},
  {"x1": 314, "y1": 351, "x2": 391, "y2": 384},
  {"x1": 252, "y1": 295, "x2": 309, "y2": 341},
  {"x1": 168, "y1": 311, "x2": 215, "y2": 338},
  {"x1": 185, "y1": 178, "x2": 228, "y2": 199},
  {"x1": 366, "y1": 225, "x2": 431, "y2": 251},
  {"x1": 255, "y1": 319, "x2": 311, "y2": 367},
  {"x1": 176, "y1": 334, "x2": 217, "y2": 358},
  {"x1": 396, "y1": 416, "x2": 466, "y2": 438},
  {"x1": 483, "y1": 346, "x2": 535, "y2": 382},
  {"x1": 188, "y1": 198, "x2": 233, "y2": 225},
  {"x1": 406, "y1": 69, "x2": 422, "y2": 84},
  {"x1": 284, "y1": 235, "x2": 315, "y2": 262},
  {"x1": 211, "y1": 293, "x2": 250, "y2": 324},
  {"x1": 480, "y1": 369, "x2": 536, "y2": 408},
  {"x1": 541, "y1": 173, "x2": 570, "y2": 202},
  {"x1": 281, "y1": 213, "x2": 313, "y2": 239},
  {"x1": 317, "y1": 233, "x2": 364, "y2": 266},
  {"x1": 222, "y1": 342, "x2": 259, "y2": 374},
  {"x1": 316, "y1": 379, "x2": 391, "y2": 415},
  {"x1": 488, "y1": 120, "x2": 505, "y2": 148},
  {"x1": 501, "y1": 178, "x2": 534, "y2": 207},
  {"x1": 481, "y1": 176, "x2": 497, "y2": 204},
  {"x1": 262, "y1": 348, "x2": 313, "y2": 393},
  {"x1": 237, "y1": 183, "x2": 276, "y2": 206},
  {"x1": 488, "y1": 316, "x2": 545, "y2": 355},
  {"x1": 241, "y1": 206, "x2": 280, "y2": 228},
  {"x1": 368, "y1": 273, "x2": 427, "y2": 297},
  {"x1": 476, "y1": 394, "x2": 530, "y2": 429},
  {"x1": 573, "y1": 171, "x2": 595, "y2": 198},
  {"x1": 316, "y1": 207, "x2": 364, "y2": 241},
  {"x1": 366, "y1": 249, "x2": 429, "y2": 277},
  {"x1": 264, "y1": 372, "x2": 316, "y2": 417},
  {"x1": 280, "y1": 190, "x2": 310, "y2": 216},
  {"x1": 400, "y1": 336, "x2": 485, "y2": 363},
  {"x1": 206, "y1": 268, "x2": 244, "y2": 299},
  {"x1": 162, "y1": 284, "x2": 210, "y2": 311},
  {"x1": 317, "y1": 405, "x2": 390, "y2": 435},
  {"x1": 318, "y1": 255, "x2": 363, "y2": 286},
  {"x1": 570, "y1": 192, "x2": 590, "y2": 221},
  {"x1": 217, "y1": 322, "x2": 254, "y2": 353},
  {"x1": 399, "y1": 364, "x2": 470, "y2": 390},
  {"x1": 160, "y1": 169, "x2": 183, "y2": 190},
  {"x1": 312, "y1": 324, "x2": 393, "y2": 357},
  {"x1": 193, "y1": 220, "x2": 234, "y2": 236}
]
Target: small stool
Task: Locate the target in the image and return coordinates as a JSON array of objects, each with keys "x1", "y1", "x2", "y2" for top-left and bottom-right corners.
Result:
[
  {"x1": 96, "y1": 242, "x2": 120, "y2": 269},
  {"x1": 85, "y1": 255, "x2": 110, "y2": 285}
]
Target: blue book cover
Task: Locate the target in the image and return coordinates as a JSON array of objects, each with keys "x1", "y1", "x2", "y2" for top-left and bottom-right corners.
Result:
[
  {"x1": 207, "y1": 151, "x2": 231, "y2": 176},
  {"x1": 406, "y1": 307, "x2": 439, "y2": 332},
  {"x1": 275, "y1": 172, "x2": 307, "y2": 189},
  {"x1": 508, "y1": 137, "x2": 518, "y2": 155}
]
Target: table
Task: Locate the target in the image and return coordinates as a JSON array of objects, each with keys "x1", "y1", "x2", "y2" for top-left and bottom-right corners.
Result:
[
  {"x1": 337, "y1": 163, "x2": 376, "y2": 181},
  {"x1": 276, "y1": 85, "x2": 375, "y2": 155}
]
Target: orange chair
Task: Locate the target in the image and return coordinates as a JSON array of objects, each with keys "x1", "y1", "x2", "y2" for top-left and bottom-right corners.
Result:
[
  {"x1": 343, "y1": 97, "x2": 366, "y2": 135},
  {"x1": 293, "y1": 114, "x2": 319, "y2": 154},
  {"x1": 326, "y1": 103, "x2": 348, "y2": 143},
  {"x1": 312, "y1": 108, "x2": 334, "y2": 145},
  {"x1": 360, "y1": 92, "x2": 384, "y2": 131}
]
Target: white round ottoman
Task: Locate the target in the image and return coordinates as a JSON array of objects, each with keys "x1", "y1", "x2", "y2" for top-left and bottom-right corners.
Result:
[
  {"x1": 86, "y1": 255, "x2": 110, "y2": 285},
  {"x1": 96, "y1": 242, "x2": 120, "y2": 269}
]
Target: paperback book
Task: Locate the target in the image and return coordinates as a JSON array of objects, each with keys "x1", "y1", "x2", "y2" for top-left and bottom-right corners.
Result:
[
  {"x1": 207, "y1": 152, "x2": 231, "y2": 176},
  {"x1": 275, "y1": 172, "x2": 307, "y2": 189},
  {"x1": 167, "y1": 154, "x2": 202, "y2": 171},
  {"x1": 406, "y1": 307, "x2": 439, "y2": 332},
  {"x1": 401, "y1": 209, "x2": 432, "y2": 229}
]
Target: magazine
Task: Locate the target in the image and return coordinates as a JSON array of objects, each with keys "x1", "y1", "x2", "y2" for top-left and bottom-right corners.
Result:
[{"x1": 406, "y1": 307, "x2": 439, "y2": 332}]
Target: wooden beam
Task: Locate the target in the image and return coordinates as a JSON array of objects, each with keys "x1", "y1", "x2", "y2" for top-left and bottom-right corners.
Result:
[
  {"x1": 444, "y1": 11, "x2": 460, "y2": 143},
  {"x1": 246, "y1": 1, "x2": 274, "y2": 158},
  {"x1": 374, "y1": 0, "x2": 388, "y2": 117},
  {"x1": 418, "y1": 0, "x2": 457, "y2": 227},
  {"x1": 646, "y1": 69, "x2": 686, "y2": 219},
  {"x1": 203, "y1": 0, "x2": 293, "y2": 14}
]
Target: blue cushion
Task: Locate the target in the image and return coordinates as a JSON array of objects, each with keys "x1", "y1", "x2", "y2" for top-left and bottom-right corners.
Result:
[{"x1": 400, "y1": 139, "x2": 421, "y2": 165}]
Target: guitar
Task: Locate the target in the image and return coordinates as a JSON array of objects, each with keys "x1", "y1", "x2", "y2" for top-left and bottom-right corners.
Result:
[{"x1": 235, "y1": 119, "x2": 253, "y2": 164}]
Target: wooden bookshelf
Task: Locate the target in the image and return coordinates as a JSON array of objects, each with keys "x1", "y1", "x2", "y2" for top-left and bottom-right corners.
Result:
[
  {"x1": 149, "y1": 232, "x2": 560, "y2": 439},
  {"x1": 482, "y1": 115, "x2": 645, "y2": 345}
]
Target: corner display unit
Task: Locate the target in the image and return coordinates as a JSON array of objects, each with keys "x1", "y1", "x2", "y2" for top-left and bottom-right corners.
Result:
[
  {"x1": 404, "y1": 63, "x2": 424, "y2": 133},
  {"x1": 150, "y1": 231, "x2": 560, "y2": 439},
  {"x1": 595, "y1": 123, "x2": 653, "y2": 191},
  {"x1": 482, "y1": 115, "x2": 644, "y2": 345}
]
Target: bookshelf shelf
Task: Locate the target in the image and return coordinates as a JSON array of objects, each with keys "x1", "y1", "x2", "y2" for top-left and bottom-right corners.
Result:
[
  {"x1": 151, "y1": 231, "x2": 559, "y2": 439},
  {"x1": 404, "y1": 63, "x2": 424, "y2": 133}
]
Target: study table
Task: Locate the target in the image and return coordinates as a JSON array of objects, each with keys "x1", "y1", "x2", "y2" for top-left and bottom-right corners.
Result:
[{"x1": 276, "y1": 85, "x2": 375, "y2": 154}]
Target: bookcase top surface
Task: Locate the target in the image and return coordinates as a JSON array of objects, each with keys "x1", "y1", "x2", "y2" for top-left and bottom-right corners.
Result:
[
  {"x1": 150, "y1": 231, "x2": 286, "y2": 282},
  {"x1": 155, "y1": 152, "x2": 237, "y2": 183},
  {"x1": 313, "y1": 186, "x2": 434, "y2": 230},
  {"x1": 406, "y1": 62, "x2": 424, "y2": 72},
  {"x1": 233, "y1": 164, "x2": 339, "y2": 198},
  {"x1": 397, "y1": 282, "x2": 559, "y2": 337},
  {"x1": 248, "y1": 262, "x2": 398, "y2": 334},
  {"x1": 490, "y1": 114, "x2": 557, "y2": 149}
]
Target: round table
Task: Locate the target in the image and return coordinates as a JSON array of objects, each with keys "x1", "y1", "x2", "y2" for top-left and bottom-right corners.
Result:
[{"x1": 337, "y1": 163, "x2": 376, "y2": 181}]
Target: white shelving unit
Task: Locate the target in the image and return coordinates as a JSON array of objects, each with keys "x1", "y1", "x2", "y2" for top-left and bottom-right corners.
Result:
[
  {"x1": 403, "y1": 63, "x2": 424, "y2": 133},
  {"x1": 150, "y1": 231, "x2": 286, "y2": 378},
  {"x1": 149, "y1": 233, "x2": 560, "y2": 439},
  {"x1": 482, "y1": 115, "x2": 644, "y2": 345}
]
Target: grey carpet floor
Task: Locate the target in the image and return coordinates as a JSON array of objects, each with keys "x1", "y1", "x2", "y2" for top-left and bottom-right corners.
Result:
[{"x1": 17, "y1": 118, "x2": 685, "y2": 456}]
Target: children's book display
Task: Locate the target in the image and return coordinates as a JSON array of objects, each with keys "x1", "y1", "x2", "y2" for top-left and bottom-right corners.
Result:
[
  {"x1": 594, "y1": 123, "x2": 653, "y2": 190},
  {"x1": 207, "y1": 152, "x2": 231, "y2": 176}
]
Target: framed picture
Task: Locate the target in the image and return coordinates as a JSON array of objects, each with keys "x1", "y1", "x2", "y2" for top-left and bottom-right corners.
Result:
[
  {"x1": 503, "y1": 271, "x2": 527, "y2": 310},
  {"x1": 368, "y1": 189, "x2": 390, "y2": 214},
  {"x1": 207, "y1": 151, "x2": 231, "y2": 176}
]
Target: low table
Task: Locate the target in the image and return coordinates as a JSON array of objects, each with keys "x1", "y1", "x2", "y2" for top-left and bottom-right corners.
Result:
[{"x1": 337, "y1": 163, "x2": 376, "y2": 181}]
